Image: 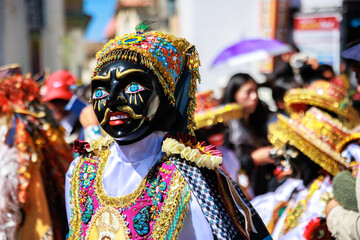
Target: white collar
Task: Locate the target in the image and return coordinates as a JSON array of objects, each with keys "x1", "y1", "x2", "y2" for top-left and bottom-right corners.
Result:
[{"x1": 113, "y1": 131, "x2": 166, "y2": 163}]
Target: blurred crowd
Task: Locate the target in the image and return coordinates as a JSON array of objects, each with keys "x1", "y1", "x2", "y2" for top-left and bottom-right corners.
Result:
[
  {"x1": 194, "y1": 40, "x2": 360, "y2": 240},
  {"x1": 1, "y1": 28, "x2": 360, "y2": 240}
]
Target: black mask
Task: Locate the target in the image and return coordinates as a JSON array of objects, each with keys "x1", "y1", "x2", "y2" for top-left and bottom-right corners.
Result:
[
  {"x1": 91, "y1": 60, "x2": 163, "y2": 144},
  {"x1": 91, "y1": 60, "x2": 183, "y2": 145}
]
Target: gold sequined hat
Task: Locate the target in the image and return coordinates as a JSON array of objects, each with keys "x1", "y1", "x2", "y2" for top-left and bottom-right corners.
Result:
[
  {"x1": 284, "y1": 80, "x2": 360, "y2": 128},
  {"x1": 268, "y1": 107, "x2": 360, "y2": 176},
  {"x1": 194, "y1": 91, "x2": 242, "y2": 130},
  {"x1": 92, "y1": 23, "x2": 201, "y2": 135}
]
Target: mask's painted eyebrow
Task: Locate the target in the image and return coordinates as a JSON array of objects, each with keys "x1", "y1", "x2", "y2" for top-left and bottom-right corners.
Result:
[
  {"x1": 116, "y1": 69, "x2": 145, "y2": 79},
  {"x1": 92, "y1": 70, "x2": 111, "y2": 81},
  {"x1": 91, "y1": 69, "x2": 146, "y2": 82}
]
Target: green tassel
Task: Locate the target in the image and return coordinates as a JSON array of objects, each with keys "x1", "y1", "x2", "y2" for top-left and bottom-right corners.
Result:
[{"x1": 135, "y1": 21, "x2": 151, "y2": 34}]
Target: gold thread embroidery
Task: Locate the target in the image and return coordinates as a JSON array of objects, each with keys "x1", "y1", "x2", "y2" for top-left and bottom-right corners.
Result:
[
  {"x1": 69, "y1": 148, "x2": 190, "y2": 240},
  {"x1": 85, "y1": 207, "x2": 130, "y2": 240},
  {"x1": 95, "y1": 149, "x2": 148, "y2": 208},
  {"x1": 152, "y1": 169, "x2": 191, "y2": 240},
  {"x1": 68, "y1": 155, "x2": 88, "y2": 239}
]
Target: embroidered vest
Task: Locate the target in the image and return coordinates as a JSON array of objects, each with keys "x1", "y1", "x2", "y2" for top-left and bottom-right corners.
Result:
[{"x1": 67, "y1": 149, "x2": 190, "y2": 240}]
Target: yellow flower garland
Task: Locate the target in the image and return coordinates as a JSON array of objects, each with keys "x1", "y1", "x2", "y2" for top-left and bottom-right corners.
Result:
[
  {"x1": 87, "y1": 135, "x2": 114, "y2": 152},
  {"x1": 162, "y1": 138, "x2": 222, "y2": 169}
]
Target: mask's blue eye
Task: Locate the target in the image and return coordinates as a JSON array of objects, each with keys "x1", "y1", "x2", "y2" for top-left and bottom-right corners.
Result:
[
  {"x1": 125, "y1": 83, "x2": 145, "y2": 94},
  {"x1": 92, "y1": 89, "x2": 109, "y2": 99}
]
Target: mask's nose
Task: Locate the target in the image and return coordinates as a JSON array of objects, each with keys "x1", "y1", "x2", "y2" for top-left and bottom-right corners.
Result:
[{"x1": 105, "y1": 80, "x2": 127, "y2": 108}]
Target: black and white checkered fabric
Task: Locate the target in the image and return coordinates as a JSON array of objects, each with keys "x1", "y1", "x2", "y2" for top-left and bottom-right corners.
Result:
[{"x1": 169, "y1": 156, "x2": 239, "y2": 240}]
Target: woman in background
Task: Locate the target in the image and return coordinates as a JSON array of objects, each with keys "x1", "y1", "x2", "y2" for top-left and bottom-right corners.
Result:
[{"x1": 221, "y1": 73, "x2": 276, "y2": 197}]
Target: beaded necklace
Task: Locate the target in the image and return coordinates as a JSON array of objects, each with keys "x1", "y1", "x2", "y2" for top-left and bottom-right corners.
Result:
[{"x1": 282, "y1": 175, "x2": 324, "y2": 234}]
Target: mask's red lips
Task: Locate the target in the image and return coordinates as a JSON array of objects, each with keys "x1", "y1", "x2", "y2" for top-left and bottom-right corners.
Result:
[{"x1": 108, "y1": 111, "x2": 130, "y2": 125}]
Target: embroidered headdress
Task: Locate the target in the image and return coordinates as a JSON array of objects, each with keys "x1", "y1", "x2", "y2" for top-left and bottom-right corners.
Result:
[
  {"x1": 268, "y1": 107, "x2": 360, "y2": 176},
  {"x1": 92, "y1": 23, "x2": 201, "y2": 135},
  {"x1": 284, "y1": 80, "x2": 360, "y2": 128}
]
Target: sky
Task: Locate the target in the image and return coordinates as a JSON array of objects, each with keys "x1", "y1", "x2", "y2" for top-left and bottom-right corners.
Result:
[{"x1": 83, "y1": 0, "x2": 117, "y2": 42}]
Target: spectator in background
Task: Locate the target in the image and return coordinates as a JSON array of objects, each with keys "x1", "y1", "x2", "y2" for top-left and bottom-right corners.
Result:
[
  {"x1": 43, "y1": 70, "x2": 84, "y2": 145},
  {"x1": 298, "y1": 55, "x2": 320, "y2": 85},
  {"x1": 272, "y1": 43, "x2": 299, "y2": 82},
  {"x1": 317, "y1": 64, "x2": 335, "y2": 81},
  {"x1": 343, "y1": 40, "x2": 360, "y2": 91},
  {"x1": 43, "y1": 70, "x2": 102, "y2": 145},
  {"x1": 268, "y1": 76, "x2": 299, "y2": 125},
  {"x1": 221, "y1": 73, "x2": 276, "y2": 197},
  {"x1": 289, "y1": 52, "x2": 319, "y2": 86}
]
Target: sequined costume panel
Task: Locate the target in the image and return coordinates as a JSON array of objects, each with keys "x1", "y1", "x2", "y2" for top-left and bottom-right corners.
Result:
[{"x1": 67, "y1": 151, "x2": 190, "y2": 240}]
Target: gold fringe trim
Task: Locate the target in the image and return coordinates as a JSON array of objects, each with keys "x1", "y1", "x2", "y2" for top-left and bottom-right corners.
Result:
[
  {"x1": 94, "y1": 148, "x2": 148, "y2": 208},
  {"x1": 68, "y1": 155, "x2": 87, "y2": 239},
  {"x1": 152, "y1": 170, "x2": 190, "y2": 240}
]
